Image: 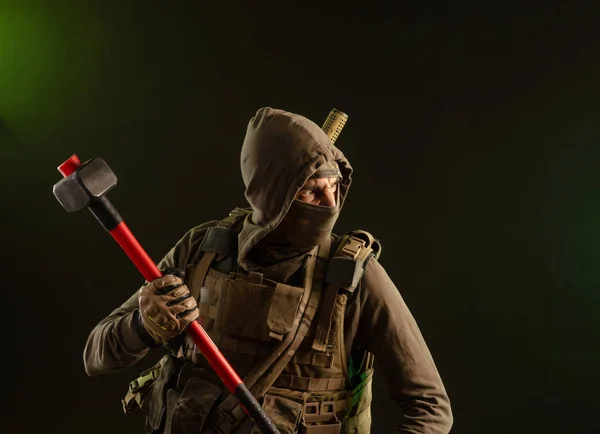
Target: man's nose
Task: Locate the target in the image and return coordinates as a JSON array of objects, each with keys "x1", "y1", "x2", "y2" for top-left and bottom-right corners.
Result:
[{"x1": 320, "y1": 190, "x2": 336, "y2": 207}]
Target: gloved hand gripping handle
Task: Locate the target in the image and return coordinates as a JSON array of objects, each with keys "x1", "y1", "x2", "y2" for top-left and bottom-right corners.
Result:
[{"x1": 54, "y1": 154, "x2": 279, "y2": 434}]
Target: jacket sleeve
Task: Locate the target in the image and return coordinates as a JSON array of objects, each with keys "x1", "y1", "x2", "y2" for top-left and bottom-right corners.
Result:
[
  {"x1": 82, "y1": 223, "x2": 216, "y2": 377},
  {"x1": 354, "y1": 258, "x2": 453, "y2": 433}
]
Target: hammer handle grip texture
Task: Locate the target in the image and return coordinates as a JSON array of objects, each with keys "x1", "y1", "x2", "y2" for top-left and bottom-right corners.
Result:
[{"x1": 57, "y1": 154, "x2": 280, "y2": 434}]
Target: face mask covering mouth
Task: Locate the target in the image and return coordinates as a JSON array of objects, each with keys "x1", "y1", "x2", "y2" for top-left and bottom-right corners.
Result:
[{"x1": 265, "y1": 199, "x2": 340, "y2": 249}]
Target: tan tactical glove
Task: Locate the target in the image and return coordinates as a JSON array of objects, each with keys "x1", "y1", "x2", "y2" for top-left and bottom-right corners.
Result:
[{"x1": 138, "y1": 269, "x2": 199, "y2": 345}]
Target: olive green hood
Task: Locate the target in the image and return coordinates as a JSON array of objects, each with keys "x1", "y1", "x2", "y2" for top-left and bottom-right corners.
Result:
[{"x1": 237, "y1": 107, "x2": 353, "y2": 268}]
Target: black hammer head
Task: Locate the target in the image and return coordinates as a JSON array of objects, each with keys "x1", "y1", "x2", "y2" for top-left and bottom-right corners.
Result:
[{"x1": 53, "y1": 157, "x2": 117, "y2": 212}]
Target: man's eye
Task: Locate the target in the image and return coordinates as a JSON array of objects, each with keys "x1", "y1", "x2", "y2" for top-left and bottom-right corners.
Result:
[{"x1": 300, "y1": 189, "x2": 314, "y2": 196}]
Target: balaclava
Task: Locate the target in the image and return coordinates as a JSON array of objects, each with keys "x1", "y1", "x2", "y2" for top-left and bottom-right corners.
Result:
[{"x1": 237, "y1": 107, "x2": 353, "y2": 282}]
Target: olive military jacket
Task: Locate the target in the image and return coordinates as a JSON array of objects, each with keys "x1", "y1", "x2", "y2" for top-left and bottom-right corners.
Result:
[
  {"x1": 84, "y1": 222, "x2": 453, "y2": 433},
  {"x1": 84, "y1": 107, "x2": 453, "y2": 433}
]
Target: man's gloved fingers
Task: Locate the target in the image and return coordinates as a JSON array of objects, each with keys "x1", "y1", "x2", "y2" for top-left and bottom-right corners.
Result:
[
  {"x1": 168, "y1": 296, "x2": 197, "y2": 315},
  {"x1": 168, "y1": 284, "x2": 191, "y2": 299},
  {"x1": 161, "y1": 267, "x2": 186, "y2": 279},
  {"x1": 166, "y1": 292, "x2": 194, "y2": 307},
  {"x1": 151, "y1": 275, "x2": 185, "y2": 296},
  {"x1": 155, "y1": 283, "x2": 185, "y2": 296},
  {"x1": 169, "y1": 296, "x2": 199, "y2": 321},
  {"x1": 176, "y1": 307, "x2": 200, "y2": 320}
]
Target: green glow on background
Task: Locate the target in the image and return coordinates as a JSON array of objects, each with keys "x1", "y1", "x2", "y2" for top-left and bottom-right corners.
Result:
[
  {"x1": 0, "y1": 6, "x2": 58, "y2": 119},
  {"x1": 0, "y1": 3, "x2": 176, "y2": 162},
  {"x1": 0, "y1": 3, "x2": 599, "y2": 433},
  {"x1": 0, "y1": 4, "x2": 106, "y2": 161}
]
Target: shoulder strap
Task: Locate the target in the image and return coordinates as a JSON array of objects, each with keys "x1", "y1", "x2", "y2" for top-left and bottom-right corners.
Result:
[
  {"x1": 324, "y1": 230, "x2": 381, "y2": 291},
  {"x1": 214, "y1": 242, "x2": 328, "y2": 431},
  {"x1": 312, "y1": 230, "x2": 382, "y2": 353},
  {"x1": 189, "y1": 207, "x2": 250, "y2": 300}
]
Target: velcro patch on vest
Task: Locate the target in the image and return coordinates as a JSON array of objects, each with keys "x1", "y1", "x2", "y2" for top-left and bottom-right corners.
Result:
[
  {"x1": 267, "y1": 283, "x2": 304, "y2": 340},
  {"x1": 215, "y1": 278, "x2": 275, "y2": 341},
  {"x1": 327, "y1": 293, "x2": 347, "y2": 349}
]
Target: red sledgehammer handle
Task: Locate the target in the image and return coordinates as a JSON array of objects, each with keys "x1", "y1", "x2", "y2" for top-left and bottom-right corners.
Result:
[{"x1": 58, "y1": 155, "x2": 278, "y2": 434}]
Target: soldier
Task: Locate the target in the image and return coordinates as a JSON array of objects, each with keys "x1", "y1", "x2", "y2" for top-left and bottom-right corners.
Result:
[{"x1": 83, "y1": 107, "x2": 453, "y2": 433}]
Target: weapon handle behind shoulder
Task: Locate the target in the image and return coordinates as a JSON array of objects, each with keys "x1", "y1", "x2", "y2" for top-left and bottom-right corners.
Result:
[{"x1": 322, "y1": 108, "x2": 348, "y2": 145}]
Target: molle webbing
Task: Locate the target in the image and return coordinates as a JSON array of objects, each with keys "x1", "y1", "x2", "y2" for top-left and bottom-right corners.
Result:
[
  {"x1": 273, "y1": 374, "x2": 346, "y2": 392},
  {"x1": 190, "y1": 251, "x2": 216, "y2": 301},
  {"x1": 302, "y1": 399, "x2": 349, "y2": 429},
  {"x1": 293, "y1": 351, "x2": 334, "y2": 368},
  {"x1": 197, "y1": 303, "x2": 217, "y2": 320}
]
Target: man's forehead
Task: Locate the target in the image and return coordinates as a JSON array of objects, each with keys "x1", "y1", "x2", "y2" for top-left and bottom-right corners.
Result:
[{"x1": 302, "y1": 177, "x2": 340, "y2": 187}]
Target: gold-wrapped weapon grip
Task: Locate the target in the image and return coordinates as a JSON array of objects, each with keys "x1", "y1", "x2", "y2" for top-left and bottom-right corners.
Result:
[{"x1": 322, "y1": 108, "x2": 348, "y2": 145}]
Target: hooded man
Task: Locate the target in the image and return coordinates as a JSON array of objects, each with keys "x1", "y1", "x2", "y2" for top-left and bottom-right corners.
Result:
[{"x1": 83, "y1": 107, "x2": 453, "y2": 434}]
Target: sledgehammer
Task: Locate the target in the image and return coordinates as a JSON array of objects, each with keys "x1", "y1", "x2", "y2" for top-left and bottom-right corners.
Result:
[{"x1": 52, "y1": 154, "x2": 279, "y2": 434}]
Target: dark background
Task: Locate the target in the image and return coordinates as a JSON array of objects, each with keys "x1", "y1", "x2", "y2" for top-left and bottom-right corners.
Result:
[{"x1": 2, "y1": 2, "x2": 600, "y2": 433}]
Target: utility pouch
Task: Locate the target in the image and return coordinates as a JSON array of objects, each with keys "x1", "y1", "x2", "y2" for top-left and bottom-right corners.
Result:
[
  {"x1": 300, "y1": 400, "x2": 342, "y2": 434},
  {"x1": 215, "y1": 273, "x2": 304, "y2": 342},
  {"x1": 167, "y1": 361, "x2": 225, "y2": 434},
  {"x1": 121, "y1": 354, "x2": 182, "y2": 434},
  {"x1": 342, "y1": 368, "x2": 374, "y2": 434},
  {"x1": 250, "y1": 394, "x2": 304, "y2": 434}
]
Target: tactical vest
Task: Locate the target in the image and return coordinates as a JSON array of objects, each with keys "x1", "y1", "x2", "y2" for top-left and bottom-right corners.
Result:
[{"x1": 123, "y1": 207, "x2": 382, "y2": 434}]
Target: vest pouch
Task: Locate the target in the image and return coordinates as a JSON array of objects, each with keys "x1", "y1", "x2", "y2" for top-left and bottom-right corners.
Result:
[
  {"x1": 167, "y1": 365, "x2": 224, "y2": 434},
  {"x1": 215, "y1": 277, "x2": 303, "y2": 342},
  {"x1": 342, "y1": 368, "x2": 373, "y2": 434},
  {"x1": 136, "y1": 355, "x2": 182, "y2": 434},
  {"x1": 250, "y1": 393, "x2": 304, "y2": 434}
]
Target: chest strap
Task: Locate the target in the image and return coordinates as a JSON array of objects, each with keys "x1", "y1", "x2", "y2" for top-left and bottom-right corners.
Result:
[
  {"x1": 311, "y1": 230, "x2": 381, "y2": 353},
  {"x1": 189, "y1": 207, "x2": 249, "y2": 300}
]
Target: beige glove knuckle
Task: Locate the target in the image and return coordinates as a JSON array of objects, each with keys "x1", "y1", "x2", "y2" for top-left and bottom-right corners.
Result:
[
  {"x1": 171, "y1": 284, "x2": 190, "y2": 298},
  {"x1": 170, "y1": 302, "x2": 192, "y2": 316},
  {"x1": 138, "y1": 279, "x2": 197, "y2": 343},
  {"x1": 153, "y1": 274, "x2": 183, "y2": 289},
  {"x1": 188, "y1": 308, "x2": 200, "y2": 322},
  {"x1": 139, "y1": 295, "x2": 159, "y2": 317},
  {"x1": 182, "y1": 297, "x2": 198, "y2": 310}
]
